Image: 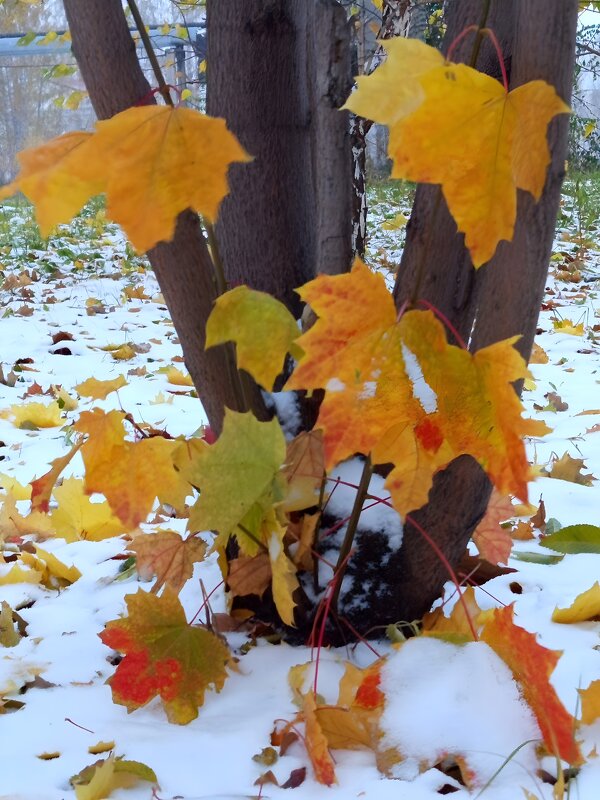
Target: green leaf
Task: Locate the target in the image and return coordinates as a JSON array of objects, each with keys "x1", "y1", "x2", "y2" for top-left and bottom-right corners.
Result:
[
  {"x1": 511, "y1": 551, "x2": 564, "y2": 565},
  {"x1": 206, "y1": 285, "x2": 300, "y2": 389},
  {"x1": 175, "y1": 410, "x2": 287, "y2": 543},
  {"x1": 539, "y1": 524, "x2": 600, "y2": 554}
]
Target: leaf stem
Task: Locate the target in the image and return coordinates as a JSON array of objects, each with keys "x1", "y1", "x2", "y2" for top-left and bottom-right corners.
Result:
[
  {"x1": 330, "y1": 456, "x2": 372, "y2": 612},
  {"x1": 127, "y1": 0, "x2": 174, "y2": 107}
]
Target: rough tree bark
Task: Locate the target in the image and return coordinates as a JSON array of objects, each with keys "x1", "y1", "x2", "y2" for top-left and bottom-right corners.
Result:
[
  {"x1": 206, "y1": 0, "x2": 353, "y2": 314},
  {"x1": 359, "y1": 0, "x2": 579, "y2": 630},
  {"x1": 62, "y1": 0, "x2": 578, "y2": 641},
  {"x1": 63, "y1": 0, "x2": 267, "y2": 433}
]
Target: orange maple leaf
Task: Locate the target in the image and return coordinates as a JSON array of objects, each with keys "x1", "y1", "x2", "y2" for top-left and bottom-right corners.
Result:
[
  {"x1": 130, "y1": 530, "x2": 207, "y2": 594},
  {"x1": 75, "y1": 409, "x2": 190, "y2": 529},
  {"x1": 30, "y1": 439, "x2": 83, "y2": 513},
  {"x1": 287, "y1": 260, "x2": 548, "y2": 515},
  {"x1": 472, "y1": 489, "x2": 515, "y2": 565},
  {"x1": 344, "y1": 38, "x2": 569, "y2": 266},
  {"x1": 1, "y1": 106, "x2": 250, "y2": 252},
  {"x1": 100, "y1": 588, "x2": 230, "y2": 724},
  {"x1": 301, "y1": 691, "x2": 337, "y2": 786},
  {"x1": 481, "y1": 605, "x2": 582, "y2": 765}
]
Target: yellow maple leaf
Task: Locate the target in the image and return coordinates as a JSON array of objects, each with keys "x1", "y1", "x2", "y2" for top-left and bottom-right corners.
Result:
[
  {"x1": 345, "y1": 39, "x2": 569, "y2": 266},
  {"x1": 0, "y1": 132, "x2": 104, "y2": 236},
  {"x1": 50, "y1": 477, "x2": 123, "y2": 542},
  {"x1": 579, "y1": 680, "x2": 600, "y2": 725},
  {"x1": 71, "y1": 754, "x2": 157, "y2": 800},
  {"x1": 552, "y1": 582, "x2": 600, "y2": 623},
  {"x1": 92, "y1": 105, "x2": 251, "y2": 252},
  {"x1": 552, "y1": 318, "x2": 585, "y2": 336},
  {"x1": 75, "y1": 409, "x2": 190, "y2": 529},
  {"x1": 206, "y1": 285, "x2": 301, "y2": 389},
  {"x1": 75, "y1": 375, "x2": 127, "y2": 399},
  {"x1": 0, "y1": 563, "x2": 42, "y2": 586},
  {"x1": 2, "y1": 106, "x2": 250, "y2": 253},
  {"x1": 0, "y1": 492, "x2": 55, "y2": 541},
  {"x1": 0, "y1": 474, "x2": 31, "y2": 502},
  {"x1": 287, "y1": 260, "x2": 548, "y2": 515},
  {"x1": 267, "y1": 520, "x2": 299, "y2": 627},
  {"x1": 163, "y1": 366, "x2": 194, "y2": 386},
  {"x1": 21, "y1": 545, "x2": 81, "y2": 587},
  {"x1": 1, "y1": 401, "x2": 63, "y2": 429}
]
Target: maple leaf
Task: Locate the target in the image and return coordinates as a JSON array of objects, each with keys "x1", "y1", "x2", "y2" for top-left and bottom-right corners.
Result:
[
  {"x1": 100, "y1": 588, "x2": 230, "y2": 724},
  {"x1": 2, "y1": 107, "x2": 250, "y2": 252},
  {"x1": 0, "y1": 132, "x2": 104, "y2": 235},
  {"x1": 21, "y1": 545, "x2": 81, "y2": 587},
  {"x1": 164, "y1": 366, "x2": 194, "y2": 386},
  {"x1": 301, "y1": 691, "x2": 337, "y2": 786},
  {"x1": 0, "y1": 473, "x2": 31, "y2": 501},
  {"x1": 206, "y1": 285, "x2": 301, "y2": 389},
  {"x1": 268, "y1": 521, "x2": 300, "y2": 627},
  {"x1": 481, "y1": 605, "x2": 582, "y2": 764},
  {"x1": 30, "y1": 439, "x2": 83, "y2": 513},
  {"x1": 287, "y1": 260, "x2": 547, "y2": 515},
  {"x1": 71, "y1": 754, "x2": 157, "y2": 800},
  {"x1": 0, "y1": 491, "x2": 55, "y2": 542},
  {"x1": 175, "y1": 410, "x2": 287, "y2": 548},
  {"x1": 546, "y1": 452, "x2": 595, "y2": 485},
  {"x1": 472, "y1": 489, "x2": 515, "y2": 565},
  {"x1": 552, "y1": 582, "x2": 600, "y2": 623},
  {"x1": 0, "y1": 601, "x2": 22, "y2": 647},
  {"x1": 75, "y1": 375, "x2": 128, "y2": 400},
  {"x1": 227, "y1": 552, "x2": 272, "y2": 598},
  {"x1": 50, "y1": 478, "x2": 123, "y2": 542},
  {"x1": 282, "y1": 430, "x2": 325, "y2": 513},
  {"x1": 344, "y1": 39, "x2": 569, "y2": 266},
  {"x1": 579, "y1": 680, "x2": 600, "y2": 725},
  {"x1": 130, "y1": 530, "x2": 206, "y2": 593},
  {"x1": 540, "y1": 523, "x2": 600, "y2": 554},
  {"x1": 1, "y1": 401, "x2": 63, "y2": 429},
  {"x1": 421, "y1": 586, "x2": 482, "y2": 642},
  {"x1": 75, "y1": 409, "x2": 190, "y2": 529}
]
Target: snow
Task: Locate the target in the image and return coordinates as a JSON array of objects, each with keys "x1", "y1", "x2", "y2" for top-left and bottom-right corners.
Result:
[
  {"x1": 380, "y1": 638, "x2": 541, "y2": 789},
  {"x1": 0, "y1": 193, "x2": 598, "y2": 799}
]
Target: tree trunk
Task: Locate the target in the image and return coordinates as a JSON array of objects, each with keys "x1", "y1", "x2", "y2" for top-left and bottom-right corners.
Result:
[
  {"x1": 206, "y1": 0, "x2": 353, "y2": 315},
  {"x1": 363, "y1": 0, "x2": 578, "y2": 629},
  {"x1": 63, "y1": 0, "x2": 268, "y2": 433}
]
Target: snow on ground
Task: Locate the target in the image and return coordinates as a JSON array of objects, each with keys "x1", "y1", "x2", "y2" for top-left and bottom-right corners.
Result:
[{"x1": 0, "y1": 193, "x2": 599, "y2": 800}]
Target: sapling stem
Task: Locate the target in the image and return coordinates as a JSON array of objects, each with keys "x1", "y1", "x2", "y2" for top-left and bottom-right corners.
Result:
[
  {"x1": 127, "y1": 0, "x2": 174, "y2": 107},
  {"x1": 330, "y1": 455, "x2": 372, "y2": 613}
]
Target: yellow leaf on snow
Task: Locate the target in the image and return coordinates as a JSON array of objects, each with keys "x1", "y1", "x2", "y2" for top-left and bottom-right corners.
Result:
[
  {"x1": 345, "y1": 39, "x2": 569, "y2": 266},
  {"x1": 0, "y1": 474, "x2": 31, "y2": 501},
  {"x1": 71, "y1": 754, "x2": 157, "y2": 800},
  {"x1": 0, "y1": 563, "x2": 42, "y2": 586},
  {"x1": 20, "y1": 545, "x2": 81, "y2": 587},
  {"x1": 547, "y1": 452, "x2": 595, "y2": 486},
  {"x1": 552, "y1": 318, "x2": 585, "y2": 336},
  {"x1": 579, "y1": 680, "x2": 600, "y2": 725},
  {"x1": 50, "y1": 477, "x2": 123, "y2": 542},
  {"x1": 75, "y1": 375, "x2": 127, "y2": 400},
  {"x1": 552, "y1": 582, "x2": 600, "y2": 623},
  {"x1": 164, "y1": 366, "x2": 194, "y2": 386},
  {"x1": 2, "y1": 107, "x2": 250, "y2": 253},
  {"x1": 0, "y1": 492, "x2": 55, "y2": 542},
  {"x1": 75, "y1": 409, "x2": 191, "y2": 529},
  {"x1": 1, "y1": 401, "x2": 63, "y2": 429},
  {"x1": 130, "y1": 529, "x2": 206, "y2": 593},
  {"x1": 421, "y1": 586, "x2": 482, "y2": 642},
  {"x1": 30, "y1": 439, "x2": 84, "y2": 513}
]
